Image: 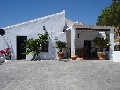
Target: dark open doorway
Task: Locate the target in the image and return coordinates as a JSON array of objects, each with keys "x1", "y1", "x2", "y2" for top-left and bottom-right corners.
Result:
[
  {"x1": 17, "y1": 36, "x2": 27, "y2": 60},
  {"x1": 84, "y1": 40, "x2": 91, "y2": 49},
  {"x1": 84, "y1": 40, "x2": 91, "y2": 58}
]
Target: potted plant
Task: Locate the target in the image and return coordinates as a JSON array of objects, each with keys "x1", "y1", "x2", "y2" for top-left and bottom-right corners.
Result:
[
  {"x1": 55, "y1": 41, "x2": 67, "y2": 59},
  {"x1": 71, "y1": 54, "x2": 77, "y2": 60},
  {"x1": 93, "y1": 37, "x2": 110, "y2": 60}
]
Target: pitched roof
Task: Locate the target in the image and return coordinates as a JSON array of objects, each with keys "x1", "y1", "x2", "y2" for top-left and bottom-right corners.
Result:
[
  {"x1": 65, "y1": 18, "x2": 84, "y2": 27},
  {"x1": 3, "y1": 10, "x2": 65, "y2": 30}
]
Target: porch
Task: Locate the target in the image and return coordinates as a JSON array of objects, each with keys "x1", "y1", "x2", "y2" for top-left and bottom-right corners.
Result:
[{"x1": 65, "y1": 25, "x2": 114, "y2": 60}]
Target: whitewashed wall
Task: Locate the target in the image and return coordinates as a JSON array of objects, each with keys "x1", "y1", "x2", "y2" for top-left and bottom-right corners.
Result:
[
  {"x1": 113, "y1": 51, "x2": 120, "y2": 62},
  {"x1": 75, "y1": 31, "x2": 100, "y2": 48},
  {"x1": 0, "y1": 11, "x2": 66, "y2": 60},
  {"x1": 66, "y1": 30, "x2": 101, "y2": 48},
  {"x1": 66, "y1": 30, "x2": 71, "y2": 48}
]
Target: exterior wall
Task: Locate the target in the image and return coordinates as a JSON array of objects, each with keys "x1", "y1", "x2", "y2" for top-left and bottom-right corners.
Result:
[
  {"x1": 113, "y1": 51, "x2": 120, "y2": 62},
  {"x1": 0, "y1": 36, "x2": 5, "y2": 49},
  {"x1": 75, "y1": 31, "x2": 100, "y2": 48},
  {"x1": 0, "y1": 11, "x2": 66, "y2": 60},
  {"x1": 66, "y1": 30, "x2": 71, "y2": 48},
  {"x1": 66, "y1": 30, "x2": 103, "y2": 48}
]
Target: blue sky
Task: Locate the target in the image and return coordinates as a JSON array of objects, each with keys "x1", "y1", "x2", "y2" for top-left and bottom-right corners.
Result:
[{"x1": 0, "y1": 0, "x2": 112, "y2": 28}]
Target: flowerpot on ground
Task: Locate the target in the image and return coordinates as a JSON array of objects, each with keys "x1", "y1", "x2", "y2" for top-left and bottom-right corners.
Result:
[
  {"x1": 71, "y1": 55, "x2": 77, "y2": 60},
  {"x1": 97, "y1": 52, "x2": 106, "y2": 60},
  {"x1": 93, "y1": 37, "x2": 110, "y2": 60},
  {"x1": 57, "y1": 52, "x2": 64, "y2": 60},
  {"x1": 55, "y1": 41, "x2": 67, "y2": 60}
]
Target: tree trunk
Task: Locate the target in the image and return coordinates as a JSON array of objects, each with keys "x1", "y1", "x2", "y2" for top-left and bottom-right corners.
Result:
[{"x1": 99, "y1": 48, "x2": 103, "y2": 52}]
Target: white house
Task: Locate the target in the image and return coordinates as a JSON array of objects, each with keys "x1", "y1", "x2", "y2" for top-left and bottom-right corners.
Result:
[{"x1": 0, "y1": 10, "x2": 118, "y2": 61}]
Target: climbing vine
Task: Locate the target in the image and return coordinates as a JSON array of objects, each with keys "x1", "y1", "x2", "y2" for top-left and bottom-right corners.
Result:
[{"x1": 25, "y1": 31, "x2": 49, "y2": 60}]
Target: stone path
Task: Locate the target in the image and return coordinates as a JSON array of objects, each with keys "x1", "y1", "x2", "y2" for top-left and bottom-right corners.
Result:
[{"x1": 0, "y1": 60, "x2": 120, "y2": 90}]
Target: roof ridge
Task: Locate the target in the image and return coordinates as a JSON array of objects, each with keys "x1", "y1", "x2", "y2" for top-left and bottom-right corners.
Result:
[
  {"x1": 3, "y1": 10, "x2": 65, "y2": 29},
  {"x1": 65, "y1": 18, "x2": 84, "y2": 26}
]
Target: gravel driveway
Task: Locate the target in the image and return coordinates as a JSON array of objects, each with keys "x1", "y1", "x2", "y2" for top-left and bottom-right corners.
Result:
[{"x1": 0, "y1": 60, "x2": 120, "y2": 90}]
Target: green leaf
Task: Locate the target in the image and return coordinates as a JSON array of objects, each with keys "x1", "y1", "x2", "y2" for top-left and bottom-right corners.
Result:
[{"x1": 24, "y1": 31, "x2": 49, "y2": 60}]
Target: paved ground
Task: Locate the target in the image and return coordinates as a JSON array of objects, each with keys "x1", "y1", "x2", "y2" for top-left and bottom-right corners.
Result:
[{"x1": 0, "y1": 60, "x2": 120, "y2": 90}]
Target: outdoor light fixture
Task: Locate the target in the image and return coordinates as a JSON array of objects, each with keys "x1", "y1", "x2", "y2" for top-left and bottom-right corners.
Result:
[
  {"x1": 63, "y1": 29, "x2": 66, "y2": 32},
  {"x1": 43, "y1": 26, "x2": 46, "y2": 31},
  {"x1": 0, "y1": 29, "x2": 5, "y2": 36}
]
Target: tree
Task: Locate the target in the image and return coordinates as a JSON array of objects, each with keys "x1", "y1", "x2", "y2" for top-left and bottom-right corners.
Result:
[
  {"x1": 93, "y1": 37, "x2": 110, "y2": 52},
  {"x1": 25, "y1": 31, "x2": 49, "y2": 60},
  {"x1": 97, "y1": 0, "x2": 120, "y2": 27},
  {"x1": 96, "y1": 0, "x2": 120, "y2": 41}
]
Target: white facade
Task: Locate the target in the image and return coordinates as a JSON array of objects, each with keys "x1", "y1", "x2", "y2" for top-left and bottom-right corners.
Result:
[
  {"x1": 0, "y1": 11, "x2": 66, "y2": 60},
  {"x1": 0, "y1": 10, "x2": 119, "y2": 61},
  {"x1": 66, "y1": 25, "x2": 114, "y2": 60}
]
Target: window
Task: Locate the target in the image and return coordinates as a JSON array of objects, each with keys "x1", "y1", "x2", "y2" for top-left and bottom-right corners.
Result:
[{"x1": 41, "y1": 41, "x2": 48, "y2": 52}]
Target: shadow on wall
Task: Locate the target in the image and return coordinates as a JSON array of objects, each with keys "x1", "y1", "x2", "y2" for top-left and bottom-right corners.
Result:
[
  {"x1": 49, "y1": 39, "x2": 56, "y2": 59},
  {"x1": 2, "y1": 36, "x2": 15, "y2": 60}
]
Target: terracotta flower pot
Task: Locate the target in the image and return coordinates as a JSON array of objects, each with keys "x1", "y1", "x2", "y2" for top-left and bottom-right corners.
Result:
[
  {"x1": 71, "y1": 55, "x2": 77, "y2": 60},
  {"x1": 97, "y1": 52, "x2": 106, "y2": 60},
  {"x1": 58, "y1": 52, "x2": 64, "y2": 59}
]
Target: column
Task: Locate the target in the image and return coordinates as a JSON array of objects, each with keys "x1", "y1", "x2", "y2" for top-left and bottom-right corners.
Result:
[
  {"x1": 109, "y1": 28, "x2": 114, "y2": 60},
  {"x1": 71, "y1": 27, "x2": 76, "y2": 57}
]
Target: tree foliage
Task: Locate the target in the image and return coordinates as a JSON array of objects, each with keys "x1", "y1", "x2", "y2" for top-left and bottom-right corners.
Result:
[
  {"x1": 25, "y1": 31, "x2": 49, "y2": 60},
  {"x1": 55, "y1": 41, "x2": 67, "y2": 52},
  {"x1": 96, "y1": 0, "x2": 120, "y2": 29},
  {"x1": 93, "y1": 37, "x2": 110, "y2": 52}
]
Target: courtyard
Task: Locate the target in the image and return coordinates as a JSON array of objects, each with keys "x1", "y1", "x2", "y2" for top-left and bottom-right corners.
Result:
[{"x1": 0, "y1": 60, "x2": 120, "y2": 90}]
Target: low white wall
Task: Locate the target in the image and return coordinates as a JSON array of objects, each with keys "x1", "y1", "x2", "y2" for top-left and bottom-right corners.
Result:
[{"x1": 113, "y1": 51, "x2": 120, "y2": 62}]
